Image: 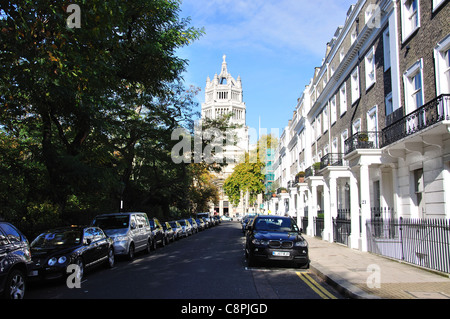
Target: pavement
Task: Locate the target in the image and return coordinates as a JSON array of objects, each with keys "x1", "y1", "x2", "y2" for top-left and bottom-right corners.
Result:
[{"x1": 304, "y1": 235, "x2": 450, "y2": 299}]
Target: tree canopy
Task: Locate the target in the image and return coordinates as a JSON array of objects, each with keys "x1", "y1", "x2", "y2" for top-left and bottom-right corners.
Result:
[{"x1": 0, "y1": 0, "x2": 215, "y2": 236}]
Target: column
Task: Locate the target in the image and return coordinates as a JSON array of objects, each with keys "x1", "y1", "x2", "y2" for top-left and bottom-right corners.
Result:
[
  {"x1": 323, "y1": 179, "x2": 332, "y2": 242},
  {"x1": 359, "y1": 164, "x2": 371, "y2": 252},
  {"x1": 349, "y1": 172, "x2": 360, "y2": 249},
  {"x1": 307, "y1": 184, "x2": 317, "y2": 236},
  {"x1": 328, "y1": 177, "x2": 337, "y2": 243}
]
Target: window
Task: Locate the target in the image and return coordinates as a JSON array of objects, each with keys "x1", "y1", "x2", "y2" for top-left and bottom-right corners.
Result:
[
  {"x1": 401, "y1": 0, "x2": 420, "y2": 42},
  {"x1": 341, "y1": 129, "x2": 348, "y2": 154},
  {"x1": 340, "y1": 84, "x2": 347, "y2": 115},
  {"x1": 340, "y1": 48, "x2": 345, "y2": 62},
  {"x1": 0, "y1": 224, "x2": 22, "y2": 243},
  {"x1": 383, "y1": 28, "x2": 391, "y2": 71},
  {"x1": 385, "y1": 92, "x2": 393, "y2": 116},
  {"x1": 365, "y1": 47, "x2": 376, "y2": 89},
  {"x1": 433, "y1": 0, "x2": 446, "y2": 12},
  {"x1": 403, "y1": 60, "x2": 424, "y2": 113},
  {"x1": 352, "y1": 118, "x2": 361, "y2": 134},
  {"x1": 434, "y1": 34, "x2": 450, "y2": 95},
  {"x1": 330, "y1": 95, "x2": 337, "y2": 124},
  {"x1": 323, "y1": 108, "x2": 329, "y2": 133},
  {"x1": 351, "y1": 27, "x2": 358, "y2": 45},
  {"x1": 351, "y1": 67, "x2": 360, "y2": 104}
]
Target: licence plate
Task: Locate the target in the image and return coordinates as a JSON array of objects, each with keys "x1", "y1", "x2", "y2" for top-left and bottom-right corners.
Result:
[{"x1": 272, "y1": 251, "x2": 290, "y2": 257}]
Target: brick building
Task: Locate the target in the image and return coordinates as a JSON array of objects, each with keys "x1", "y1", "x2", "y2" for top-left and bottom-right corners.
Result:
[{"x1": 268, "y1": 0, "x2": 449, "y2": 252}]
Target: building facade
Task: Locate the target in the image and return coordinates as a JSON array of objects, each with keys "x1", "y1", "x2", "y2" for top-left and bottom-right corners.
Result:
[
  {"x1": 268, "y1": 0, "x2": 449, "y2": 252},
  {"x1": 201, "y1": 55, "x2": 249, "y2": 217}
]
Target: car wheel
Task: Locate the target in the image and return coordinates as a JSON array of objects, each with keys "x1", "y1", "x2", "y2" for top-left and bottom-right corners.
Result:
[
  {"x1": 127, "y1": 243, "x2": 135, "y2": 261},
  {"x1": 106, "y1": 248, "x2": 115, "y2": 268},
  {"x1": 144, "y1": 240, "x2": 152, "y2": 254},
  {"x1": 3, "y1": 269, "x2": 26, "y2": 299}
]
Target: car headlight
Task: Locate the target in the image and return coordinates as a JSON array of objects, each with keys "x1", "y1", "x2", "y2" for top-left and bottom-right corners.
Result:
[
  {"x1": 294, "y1": 241, "x2": 308, "y2": 247},
  {"x1": 58, "y1": 256, "x2": 67, "y2": 264},
  {"x1": 48, "y1": 257, "x2": 57, "y2": 266},
  {"x1": 252, "y1": 239, "x2": 269, "y2": 245},
  {"x1": 114, "y1": 236, "x2": 128, "y2": 242}
]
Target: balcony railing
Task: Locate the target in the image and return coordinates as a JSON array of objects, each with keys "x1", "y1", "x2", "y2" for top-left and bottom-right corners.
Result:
[
  {"x1": 344, "y1": 131, "x2": 381, "y2": 155},
  {"x1": 382, "y1": 94, "x2": 450, "y2": 147},
  {"x1": 320, "y1": 153, "x2": 347, "y2": 169}
]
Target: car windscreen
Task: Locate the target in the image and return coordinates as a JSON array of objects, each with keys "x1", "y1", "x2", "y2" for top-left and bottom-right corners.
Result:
[
  {"x1": 31, "y1": 229, "x2": 82, "y2": 248},
  {"x1": 253, "y1": 218, "x2": 298, "y2": 232},
  {"x1": 93, "y1": 215, "x2": 129, "y2": 229},
  {"x1": 178, "y1": 220, "x2": 186, "y2": 226}
]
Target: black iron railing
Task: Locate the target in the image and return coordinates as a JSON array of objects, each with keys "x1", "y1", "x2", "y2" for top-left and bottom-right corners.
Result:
[
  {"x1": 344, "y1": 131, "x2": 381, "y2": 154},
  {"x1": 320, "y1": 153, "x2": 347, "y2": 169},
  {"x1": 367, "y1": 217, "x2": 450, "y2": 274},
  {"x1": 382, "y1": 94, "x2": 450, "y2": 147}
]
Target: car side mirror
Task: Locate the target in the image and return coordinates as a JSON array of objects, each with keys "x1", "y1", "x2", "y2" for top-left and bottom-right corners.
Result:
[
  {"x1": 130, "y1": 222, "x2": 136, "y2": 229},
  {"x1": 84, "y1": 238, "x2": 92, "y2": 245},
  {"x1": 246, "y1": 225, "x2": 253, "y2": 231}
]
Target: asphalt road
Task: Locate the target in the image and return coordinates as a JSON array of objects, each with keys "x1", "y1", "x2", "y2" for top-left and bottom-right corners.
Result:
[{"x1": 26, "y1": 221, "x2": 343, "y2": 300}]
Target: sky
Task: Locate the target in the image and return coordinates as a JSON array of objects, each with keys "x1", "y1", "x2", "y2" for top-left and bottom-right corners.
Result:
[{"x1": 176, "y1": 0, "x2": 356, "y2": 141}]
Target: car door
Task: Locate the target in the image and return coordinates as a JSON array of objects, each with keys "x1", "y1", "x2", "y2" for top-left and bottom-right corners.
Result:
[
  {"x1": 82, "y1": 228, "x2": 97, "y2": 266},
  {"x1": 92, "y1": 228, "x2": 109, "y2": 262}
]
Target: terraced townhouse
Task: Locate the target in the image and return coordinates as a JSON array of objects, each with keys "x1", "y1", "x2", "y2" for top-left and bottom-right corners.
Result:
[{"x1": 267, "y1": 0, "x2": 449, "y2": 253}]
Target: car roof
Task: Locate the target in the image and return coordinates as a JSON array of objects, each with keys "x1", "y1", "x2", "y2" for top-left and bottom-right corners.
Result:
[{"x1": 95, "y1": 212, "x2": 147, "y2": 217}]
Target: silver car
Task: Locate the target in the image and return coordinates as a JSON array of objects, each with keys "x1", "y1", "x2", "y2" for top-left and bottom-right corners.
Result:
[{"x1": 92, "y1": 212, "x2": 154, "y2": 260}]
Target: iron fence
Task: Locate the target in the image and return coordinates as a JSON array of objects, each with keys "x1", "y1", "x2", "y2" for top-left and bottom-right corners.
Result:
[
  {"x1": 366, "y1": 217, "x2": 450, "y2": 274},
  {"x1": 333, "y1": 209, "x2": 352, "y2": 246}
]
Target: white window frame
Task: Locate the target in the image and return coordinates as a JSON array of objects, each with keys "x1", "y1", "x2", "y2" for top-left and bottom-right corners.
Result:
[
  {"x1": 432, "y1": 0, "x2": 446, "y2": 12},
  {"x1": 351, "y1": 26, "x2": 358, "y2": 45},
  {"x1": 322, "y1": 107, "x2": 329, "y2": 134},
  {"x1": 434, "y1": 34, "x2": 450, "y2": 95},
  {"x1": 365, "y1": 46, "x2": 376, "y2": 90},
  {"x1": 339, "y1": 83, "x2": 347, "y2": 116},
  {"x1": 352, "y1": 118, "x2": 361, "y2": 134},
  {"x1": 383, "y1": 28, "x2": 391, "y2": 71},
  {"x1": 401, "y1": 0, "x2": 420, "y2": 43},
  {"x1": 341, "y1": 129, "x2": 348, "y2": 154},
  {"x1": 351, "y1": 67, "x2": 360, "y2": 104},
  {"x1": 385, "y1": 92, "x2": 393, "y2": 116},
  {"x1": 330, "y1": 95, "x2": 337, "y2": 125},
  {"x1": 403, "y1": 59, "x2": 424, "y2": 114}
]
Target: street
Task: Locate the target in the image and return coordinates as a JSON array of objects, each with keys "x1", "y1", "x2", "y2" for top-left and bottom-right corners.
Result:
[{"x1": 26, "y1": 221, "x2": 343, "y2": 300}]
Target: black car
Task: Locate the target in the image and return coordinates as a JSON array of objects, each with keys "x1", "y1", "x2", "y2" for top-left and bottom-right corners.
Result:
[
  {"x1": 245, "y1": 215, "x2": 309, "y2": 268},
  {"x1": 29, "y1": 226, "x2": 115, "y2": 282},
  {"x1": 0, "y1": 222, "x2": 32, "y2": 299}
]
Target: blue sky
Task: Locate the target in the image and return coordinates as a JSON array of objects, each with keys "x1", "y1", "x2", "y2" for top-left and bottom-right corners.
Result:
[{"x1": 177, "y1": 0, "x2": 356, "y2": 140}]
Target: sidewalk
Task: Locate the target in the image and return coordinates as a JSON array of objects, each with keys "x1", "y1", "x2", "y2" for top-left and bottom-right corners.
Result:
[{"x1": 304, "y1": 235, "x2": 450, "y2": 299}]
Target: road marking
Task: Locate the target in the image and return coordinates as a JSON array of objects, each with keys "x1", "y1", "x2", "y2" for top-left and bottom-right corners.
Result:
[{"x1": 296, "y1": 272, "x2": 338, "y2": 299}]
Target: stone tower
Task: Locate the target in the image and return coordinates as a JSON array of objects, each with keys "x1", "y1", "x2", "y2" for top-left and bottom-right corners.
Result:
[{"x1": 201, "y1": 55, "x2": 249, "y2": 216}]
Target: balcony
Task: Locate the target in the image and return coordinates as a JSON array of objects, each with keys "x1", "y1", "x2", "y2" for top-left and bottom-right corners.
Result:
[
  {"x1": 320, "y1": 153, "x2": 347, "y2": 169},
  {"x1": 381, "y1": 94, "x2": 450, "y2": 147},
  {"x1": 344, "y1": 131, "x2": 381, "y2": 155}
]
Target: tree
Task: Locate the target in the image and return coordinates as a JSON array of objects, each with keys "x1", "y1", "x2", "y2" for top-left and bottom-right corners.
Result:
[
  {"x1": 223, "y1": 153, "x2": 265, "y2": 207},
  {"x1": 0, "y1": 0, "x2": 204, "y2": 229}
]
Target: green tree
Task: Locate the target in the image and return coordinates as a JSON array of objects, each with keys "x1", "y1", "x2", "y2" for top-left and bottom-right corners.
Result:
[
  {"x1": 0, "y1": 0, "x2": 204, "y2": 228},
  {"x1": 223, "y1": 153, "x2": 265, "y2": 207}
]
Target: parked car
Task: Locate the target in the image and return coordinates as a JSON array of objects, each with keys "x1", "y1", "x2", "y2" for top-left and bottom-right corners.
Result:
[
  {"x1": 0, "y1": 222, "x2": 32, "y2": 299},
  {"x1": 245, "y1": 215, "x2": 309, "y2": 268},
  {"x1": 92, "y1": 212, "x2": 153, "y2": 260},
  {"x1": 29, "y1": 226, "x2": 115, "y2": 282},
  {"x1": 177, "y1": 219, "x2": 193, "y2": 237},
  {"x1": 162, "y1": 222, "x2": 175, "y2": 243},
  {"x1": 221, "y1": 215, "x2": 232, "y2": 221},
  {"x1": 168, "y1": 221, "x2": 183, "y2": 240},
  {"x1": 150, "y1": 218, "x2": 167, "y2": 247},
  {"x1": 188, "y1": 218, "x2": 198, "y2": 233},
  {"x1": 196, "y1": 218, "x2": 205, "y2": 231},
  {"x1": 241, "y1": 216, "x2": 255, "y2": 234}
]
